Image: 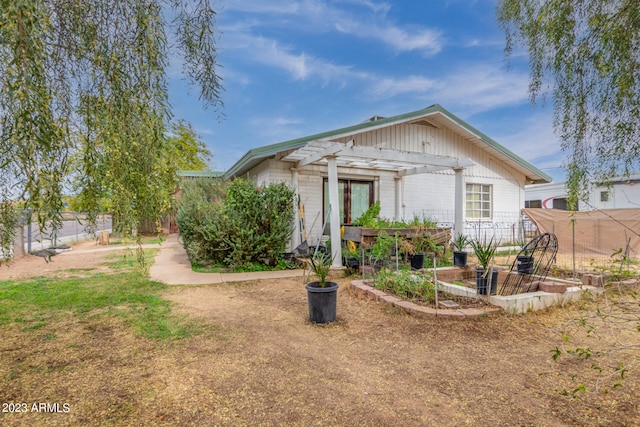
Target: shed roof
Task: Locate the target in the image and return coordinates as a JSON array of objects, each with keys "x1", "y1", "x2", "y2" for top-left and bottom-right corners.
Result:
[{"x1": 225, "y1": 104, "x2": 552, "y2": 184}]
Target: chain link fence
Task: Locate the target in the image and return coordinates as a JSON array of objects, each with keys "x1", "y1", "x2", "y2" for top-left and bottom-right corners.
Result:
[
  {"x1": 420, "y1": 210, "x2": 532, "y2": 244},
  {"x1": 16, "y1": 210, "x2": 112, "y2": 254}
]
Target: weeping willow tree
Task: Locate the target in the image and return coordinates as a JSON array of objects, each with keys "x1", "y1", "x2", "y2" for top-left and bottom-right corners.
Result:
[
  {"x1": 0, "y1": 0, "x2": 222, "y2": 263},
  {"x1": 498, "y1": 0, "x2": 640, "y2": 208},
  {"x1": 498, "y1": 1, "x2": 640, "y2": 395}
]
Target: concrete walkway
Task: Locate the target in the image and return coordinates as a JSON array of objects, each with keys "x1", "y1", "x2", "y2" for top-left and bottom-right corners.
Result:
[{"x1": 149, "y1": 234, "x2": 306, "y2": 285}]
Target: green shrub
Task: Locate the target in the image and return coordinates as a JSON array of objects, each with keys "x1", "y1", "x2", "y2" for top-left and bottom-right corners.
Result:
[
  {"x1": 176, "y1": 177, "x2": 295, "y2": 270},
  {"x1": 224, "y1": 179, "x2": 295, "y2": 269},
  {"x1": 176, "y1": 178, "x2": 230, "y2": 265}
]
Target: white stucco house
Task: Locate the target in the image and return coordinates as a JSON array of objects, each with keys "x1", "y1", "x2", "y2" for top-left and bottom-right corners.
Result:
[{"x1": 225, "y1": 104, "x2": 551, "y2": 267}]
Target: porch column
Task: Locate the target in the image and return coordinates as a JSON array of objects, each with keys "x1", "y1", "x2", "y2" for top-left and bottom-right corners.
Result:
[
  {"x1": 326, "y1": 156, "x2": 342, "y2": 268},
  {"x1": 394, "y1": 176, "x2": 402, "y2": 221},
  {"x1": 454, "y1": 167, "x2": 465, "y2": 237},
  {"x1": 291, "y1": 168, "x2": 300, "y2": 249}
]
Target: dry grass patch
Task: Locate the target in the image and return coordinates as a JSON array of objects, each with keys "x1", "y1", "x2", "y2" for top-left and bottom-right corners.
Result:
[{"x1": 0, "y1": 245, "x2": 638, "y2": 426}]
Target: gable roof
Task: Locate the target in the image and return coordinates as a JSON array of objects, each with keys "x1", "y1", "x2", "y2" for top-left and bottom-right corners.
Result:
[{"x1": 225, "y1": 104, "x2": 552, "y2": 184}]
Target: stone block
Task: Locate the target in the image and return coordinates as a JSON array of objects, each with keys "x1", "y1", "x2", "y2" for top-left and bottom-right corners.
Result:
[
  {"x1": 393, "y1": 300, "x2": 417, "y2": 312},
  {"x1": 611, "y1": 278, "x2": 639, "y2": 287},
  {"x1": 435, "y1": 269, "x2": 458, "y2": 282},
  {"x1": 538, "y1": 281, "x2": 567, "y2": 293},
  {"x1": 582, "y1": 274, "x2": 605, "y2": 287},
  {"x1": 457, "y1": 308, "x2": 487, "y2": 318},
  {"x1": 350, "y1": 281, "x2": 373, "y2": 292},
  {"x1": 519, "y1": 280, "x2": 540, "y2": 292},
  {"x1": 436, "y1": 310, "x2": 465, "y2": 320},
  {"x1": 368, "y1": 289, "x2": 386, "y2": 301},
  {"x1": 380, "y1": 295, "x2": 401, "y2": 306},
  {"x1": 409, "y1": 305, "x2": 437, "y2": 319}
]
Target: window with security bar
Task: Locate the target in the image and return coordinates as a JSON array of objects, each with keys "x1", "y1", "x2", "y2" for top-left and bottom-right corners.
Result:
[{"x1": 466, "y1": 183, "x2": 492, "y2": 220}]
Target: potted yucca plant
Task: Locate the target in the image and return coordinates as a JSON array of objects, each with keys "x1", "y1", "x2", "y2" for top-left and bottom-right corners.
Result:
[
  {"x1": 408, "y1": 228, "x2": 435, "y2": 270},
  {"x1": 470, "y1": 235, "x2": 500, "y2": 295},
  {"x1": 452, "y1": 233, "x2": 470, "y2": 267},
  {"x1": 304, "y1": 251, "x2": 339, "y2": 323}
]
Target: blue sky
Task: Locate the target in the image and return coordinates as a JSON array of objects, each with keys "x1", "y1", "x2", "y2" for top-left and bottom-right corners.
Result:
[{"x1": 168, "y1": 0, "x2": 565, "y2": 182}]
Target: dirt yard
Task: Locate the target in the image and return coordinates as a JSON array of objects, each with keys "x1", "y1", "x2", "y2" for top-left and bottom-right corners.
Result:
[{"x1": 1, "y1": 243, "x2": 639, "y2": 426}]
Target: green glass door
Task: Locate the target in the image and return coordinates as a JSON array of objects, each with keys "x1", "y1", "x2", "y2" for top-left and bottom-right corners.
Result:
[{"x1": 323, "y1": 179, "x2": 373, "y2": 227}]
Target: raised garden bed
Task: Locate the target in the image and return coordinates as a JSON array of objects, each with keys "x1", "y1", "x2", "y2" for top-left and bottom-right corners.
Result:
[
  {"x1": 350, "y1": 279, "x2": 500, "y2": 319},
  {"x1": 343, "y1": 226, "x2": 451, "y2": 246},
  {"x1": 355, "y1": 263, "x2": 605, "y2": 316},
  {"x1": 363, "y1": 279, "x2": 491, "y2": 309}
]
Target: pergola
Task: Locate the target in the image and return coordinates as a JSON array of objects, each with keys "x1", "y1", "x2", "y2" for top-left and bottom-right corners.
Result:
[{"x1": 282, "y1": 140, "x2": 474, "y2": 267}]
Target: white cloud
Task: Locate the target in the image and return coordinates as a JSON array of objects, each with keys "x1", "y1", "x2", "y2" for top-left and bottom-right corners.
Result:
[
  {"x1": 221, "y1": 0, "x2": 443, "y2": 56},
  {"x1": 252, "y1": 37, "x2": 347, "y2": 81},
  {"x1": 366, "y1": 64, "x2": 529, "y2": 115},
  {"x1": 329, "y1": 14, "x2": 442, "y2": 55},
  {"x1": 223, "y1": 31, "x2": 371, "y2": 84},
  {"x1": 374, "y1": 26, "x2": 442, "y2": 55},
  {"x1": 248, "y1": 116, "x2": 305, "y2": 140},
  {"x1": 221, "y1": 1, "x2": 302, "y2": 15},
  {"x1": 344, "y1": 0, "x2": 391, "y2": 14},
  {"x1": 494, "y1": 111, "x2": 564, "y2": 168},
  {"x1": 370, "y1": 75, "x2": 437, "y2": 97},
  {"x1": 430, "y1": 65, "x2": 530, "y2": 112},
  {"x1": 227, "y1": 34, "x2": 528, "y2": 114},
  {"x1": 196, "y1": 126, "x2": 216, "y2": 136}
]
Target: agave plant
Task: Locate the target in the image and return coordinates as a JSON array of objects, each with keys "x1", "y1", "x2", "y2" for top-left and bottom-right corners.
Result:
[
  {"x1": 452, "y1": 233, "x2": 470, "y2": 252},
  {"x1": 470, "y1": 235, "x2": 499, "y2": 270}
]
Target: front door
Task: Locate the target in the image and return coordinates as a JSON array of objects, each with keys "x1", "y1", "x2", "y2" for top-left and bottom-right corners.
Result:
[{"x1": 323, "y1": 179, "x2": 373, "y2": 227}]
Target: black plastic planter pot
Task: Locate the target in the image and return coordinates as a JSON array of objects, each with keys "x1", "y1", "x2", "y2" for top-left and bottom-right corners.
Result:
[
  {"x1": 476, "y1": 269, "x2": 499, "y2": 295},
  {"x1": 410, "y1": 253, "x2": 425, "y2": 270},
  {"x1": 516, "y1": 255, "x2": 534, "y2": 274},
  {"x1": 453, "y1": 251, "x2": 468, "y2": 267},
  {"x1": 343, "y1": 256, "x2": 360, "y2": 269},
  {"x1": 305, "y1": 281, "x2": 339, "y2": 324}
]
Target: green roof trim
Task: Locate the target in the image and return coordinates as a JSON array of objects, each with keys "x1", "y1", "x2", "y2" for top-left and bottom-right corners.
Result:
[{"x1": 224, "y1": 104, "x2": 552, "y2": 184}]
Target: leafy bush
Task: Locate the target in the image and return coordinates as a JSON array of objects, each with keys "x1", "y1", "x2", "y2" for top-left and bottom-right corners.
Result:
[
  {"x1": 176, "y1": 178, "x2": 230, "y2": 265},
  {"x1": 176, "y1": 177, "x2": 295, "y2": 269},
  {"x1": 224, "y1": 179, "x2": 295, "y2": 269},
  {"x1": 353, "y1": 201, "x2": 381, "y2": 227}
]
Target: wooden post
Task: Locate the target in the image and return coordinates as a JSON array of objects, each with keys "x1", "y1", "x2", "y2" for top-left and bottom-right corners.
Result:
[
  {"x1": 13, "y1": 225, "x2": 25, "y2": 258},
  {"x1": 99, "y1": 230, "x2": 110, "y2": 245}
]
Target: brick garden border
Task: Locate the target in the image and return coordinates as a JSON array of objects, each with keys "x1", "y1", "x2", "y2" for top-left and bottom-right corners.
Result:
[{"x1": 350, "y1": 280, "x2": 501, "y2": 320}]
